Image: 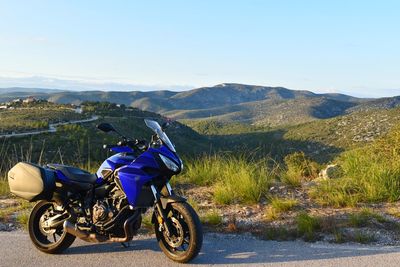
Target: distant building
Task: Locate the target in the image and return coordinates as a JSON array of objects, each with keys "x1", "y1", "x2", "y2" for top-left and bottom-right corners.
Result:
[
  {"x1": 74, "y1": 107, "x2": 83, "y2": 114},
  {"x1": 0, "y1": 105, "x2": 8, "y2": 109},
  {"x1": 12, "y1": 98, "x2": 22, "y2": 103}
]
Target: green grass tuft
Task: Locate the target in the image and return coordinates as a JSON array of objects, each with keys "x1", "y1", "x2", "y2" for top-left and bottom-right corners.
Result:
[
  {"x1": 16, "y1": 211, "x2": 30, "y2": 230},
  {"x1": 0, "y1": 180, "x2": 10, "y2": 196},
  {"x1": 349, "y1": 208, "x2": 388, "y2": 227},
  {"x1": 182, "y1": 155, "x2": 277, "y2": 204},
  {"x1": 201, "y1": 210, "x2": 222, "y2": 225},
  {"x1": 265, "y1": 197, "x2": 298, "y2": 221},
  {"x1": 141, "y1": 212, "x2": 153, "y2": 229},
  {"x1": 282, "y1": 152, "x2": 320, "y2": 187},
  {"x1": 296, "y1": 212, "x2": 321, "y2": 241},
  {"x1": 353, "y1": 231, "x2": 376, "y2": 244}
]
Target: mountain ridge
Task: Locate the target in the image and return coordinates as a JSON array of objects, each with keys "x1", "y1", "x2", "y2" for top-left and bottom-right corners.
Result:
[{"x1": 0, "y1": 83, "x2": 398, "y2": 127}]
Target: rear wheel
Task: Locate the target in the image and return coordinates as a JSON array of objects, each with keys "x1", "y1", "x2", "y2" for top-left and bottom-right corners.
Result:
[
  {"x1": 154, "y1": 202, "x2": 203, "y2": 263},
  {"x1": 28, "y1": 200, "x2": 75, "y2": 254}
]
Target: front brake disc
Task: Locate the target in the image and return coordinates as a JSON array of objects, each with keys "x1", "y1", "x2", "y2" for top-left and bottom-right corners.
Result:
[{"x1": 163, "y1": 217, "x2": 184, "y2": 248}]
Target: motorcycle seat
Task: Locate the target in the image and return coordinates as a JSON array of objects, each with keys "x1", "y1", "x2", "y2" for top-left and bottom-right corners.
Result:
[{"x1": 47, "y1": 164, "x2": 97, "y2": 184}]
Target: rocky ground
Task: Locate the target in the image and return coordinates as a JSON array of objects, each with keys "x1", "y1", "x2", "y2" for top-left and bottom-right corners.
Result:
[
  {"x1": 0, "y1": 197, "x2": 24, "y2": 231},
  {"x1": 179, "y1": 183, "x2": 400, "y2": 246}
]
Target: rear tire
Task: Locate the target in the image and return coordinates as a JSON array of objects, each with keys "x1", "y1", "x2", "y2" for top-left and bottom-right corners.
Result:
[
  {"x1": 154, "y1": 202, "x2": 203, "y2": 263},
  {"x1": 28, "y1": 200, "x2": 75, "y2": 254}
]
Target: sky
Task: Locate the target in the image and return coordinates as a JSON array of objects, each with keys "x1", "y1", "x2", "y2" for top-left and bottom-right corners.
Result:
[{"x1": 0, "y1": 1, "x2": 399, "y2": 97}]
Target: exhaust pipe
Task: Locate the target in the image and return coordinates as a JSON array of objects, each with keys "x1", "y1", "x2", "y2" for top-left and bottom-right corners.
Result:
[
  {"x1": 63, "y1": 211, "x2": 141, "y2": 243},
  {"x1": 109, "y1": 211, "x2": 140, "y2": 242},
  {"x1": 63, "y1": 220, "x2": 106, "y2": 243}
]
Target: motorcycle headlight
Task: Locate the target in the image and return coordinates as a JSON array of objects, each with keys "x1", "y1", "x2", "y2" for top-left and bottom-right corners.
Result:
[{"x1": 159, "y1": 154, "x2": 179, "y2": 172}]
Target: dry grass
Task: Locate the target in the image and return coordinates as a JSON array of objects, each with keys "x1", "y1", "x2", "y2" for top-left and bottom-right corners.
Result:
[
  {"x1": 182, "y1": 155, "x2": 278, "y2": 204},
  {"x1": 265, "y1": 197, "x2": 298, "y2": 221}
]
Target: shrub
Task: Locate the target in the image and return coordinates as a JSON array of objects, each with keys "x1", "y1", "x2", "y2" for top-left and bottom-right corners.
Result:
[
  {"x1": 311, "y1": 127, "x2": 400, "y2": 206},
  {"x1": 282, "y1": 152, "x2": 319, "y2": 187}
]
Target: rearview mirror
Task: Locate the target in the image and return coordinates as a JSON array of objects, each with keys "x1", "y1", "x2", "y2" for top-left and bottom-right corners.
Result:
[{"x1": 97, "y1": 123, "x2": 115, "y2": 133}]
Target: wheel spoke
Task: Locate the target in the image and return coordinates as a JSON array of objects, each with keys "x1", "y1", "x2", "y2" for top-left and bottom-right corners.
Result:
[{"x1": 53, "y1": 233, "x2": 57, "y2": 243}]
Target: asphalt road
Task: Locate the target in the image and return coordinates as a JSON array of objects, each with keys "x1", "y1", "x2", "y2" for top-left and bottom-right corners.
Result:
[
  {"x1": 0, "y1": 115, "x2": 98, "y2": 138},
  {"x1": 1, "y1": 231, "x2": 400, "y2": 267}
]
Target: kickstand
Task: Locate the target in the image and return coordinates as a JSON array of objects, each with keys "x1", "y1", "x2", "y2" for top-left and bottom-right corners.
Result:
[{"x1": 120, "y1": 242, "x2": 130, "y2": 248}]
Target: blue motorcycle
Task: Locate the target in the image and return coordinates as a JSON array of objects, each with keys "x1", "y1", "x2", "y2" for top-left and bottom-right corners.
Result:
[{"x1": 7, "y1": 119, "x2": 203, "y2": 263}]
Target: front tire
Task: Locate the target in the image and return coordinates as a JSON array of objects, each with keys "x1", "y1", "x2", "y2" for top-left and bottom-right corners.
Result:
[
  {"x1": 154, "y1": 202, "x2": 203, "y2": 263},
  {"x1": 28, "y1": 200, "x2": 75, "y2": 254}
]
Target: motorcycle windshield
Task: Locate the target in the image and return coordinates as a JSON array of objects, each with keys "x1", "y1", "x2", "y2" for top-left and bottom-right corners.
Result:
[{"x1": 144, "y1": 119, "x2": 176, "y2": 152}]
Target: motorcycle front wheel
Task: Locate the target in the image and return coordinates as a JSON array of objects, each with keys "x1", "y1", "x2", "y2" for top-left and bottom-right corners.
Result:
[{"x1": 154, "y1": 202, "x2": 203, "y2": 263}]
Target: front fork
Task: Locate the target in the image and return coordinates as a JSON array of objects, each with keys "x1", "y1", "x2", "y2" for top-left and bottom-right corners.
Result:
[{"x1": 150, "y1": 182, "x2": 175, "y2": 237}]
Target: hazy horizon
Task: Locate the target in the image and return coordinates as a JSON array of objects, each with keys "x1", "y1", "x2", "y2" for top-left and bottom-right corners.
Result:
[{"x1": 0, "y1": 75, "x2": 399, "y2": 98}]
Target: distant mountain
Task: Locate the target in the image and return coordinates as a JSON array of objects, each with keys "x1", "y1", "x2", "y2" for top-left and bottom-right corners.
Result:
[
  {"x1": 0, "y1": 87, "x2": 65, "y2": 94},
  {"x1": 349, "y1": 95, "x2": 400, "y2": 112},
  {"x1": 0, "y1": 83, "x2": 398, "y2": 127}
]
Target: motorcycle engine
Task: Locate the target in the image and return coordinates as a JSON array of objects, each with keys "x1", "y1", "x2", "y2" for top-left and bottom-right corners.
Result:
[
  {"x1": 92, "y1": 200, "x2": 114, "y2": 224},
  {"x1": 92, "y1": 187, "x2": 127, "y2": 226}
]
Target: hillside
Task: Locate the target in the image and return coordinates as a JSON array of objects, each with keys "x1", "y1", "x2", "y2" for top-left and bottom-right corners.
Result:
[
  {"x1": 0, "y1": 84, "x2": 398, "y2": 128},
  {"x1": 184, "y1": 106, "x2": 400, "y2": 163},
  {"x1": 0, "y1": 102, "x2": 209, "y2": 176},
  {"x1": 172, "y1": 97, "x2": 357, "y2": 126},
  {"x1": 0, "y1": 84, "x2": 368, "y2": 126}
]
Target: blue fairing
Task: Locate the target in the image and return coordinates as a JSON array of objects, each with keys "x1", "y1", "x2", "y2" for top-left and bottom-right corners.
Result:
[{"x1": 117, "y1": 145, "x2": 180, "y2": 206}]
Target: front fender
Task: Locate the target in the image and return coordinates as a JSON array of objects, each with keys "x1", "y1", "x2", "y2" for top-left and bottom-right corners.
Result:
[
  {"x1": 151, "y1": 195, "x2": 187, "y2": 224},
  {"x1": 160, "y1": 195, "x2": 187, "y2": 209}
]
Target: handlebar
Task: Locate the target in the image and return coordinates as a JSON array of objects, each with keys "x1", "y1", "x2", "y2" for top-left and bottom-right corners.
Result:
[{"x1": 103, "y1": 139, "x2": 148, "y2": 151}]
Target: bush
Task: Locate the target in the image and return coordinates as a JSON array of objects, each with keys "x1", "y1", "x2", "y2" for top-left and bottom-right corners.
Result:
[
  {"x1": 311, "y1": 127, "x2": 400, "y2": 207},
  {"x1": 282, "y1": 152, "x2": 319, "y2": 187}
]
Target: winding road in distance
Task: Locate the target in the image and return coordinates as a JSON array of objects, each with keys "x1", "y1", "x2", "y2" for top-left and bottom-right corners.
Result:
[
  {"x1": 0, "y1": 115, "x2": 99, "y2": 138},
  {"x1": 1, "y1": 231, "x2": 400, "y2": 267}
]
